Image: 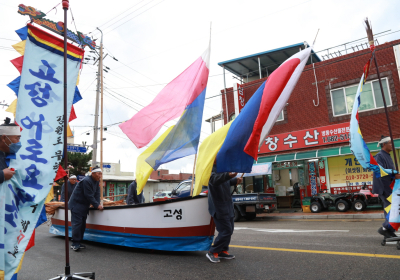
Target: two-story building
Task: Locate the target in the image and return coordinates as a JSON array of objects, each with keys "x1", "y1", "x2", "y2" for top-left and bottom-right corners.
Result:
[{"x1": 214, "y1": 38, "x2": 400, "y2": 198}]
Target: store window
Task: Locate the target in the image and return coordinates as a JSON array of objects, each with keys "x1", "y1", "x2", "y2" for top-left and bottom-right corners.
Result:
[
  {"x1": 230, "y1": 113, "x2": 236, "y2": 121},
  {"x1": 276, "y1": 110, "x2": 284, "y2": 122},
  {"x1": 330, "y1": 78, "x2": 391, "y2": 116}
]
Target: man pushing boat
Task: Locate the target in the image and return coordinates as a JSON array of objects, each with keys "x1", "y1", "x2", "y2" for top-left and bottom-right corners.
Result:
[
  {"x1": 206, "y1": 161, "x2": 242, "y2": 263},
  {"x1": 68, "y1": 166, "x2": 104, "y2": 251}
]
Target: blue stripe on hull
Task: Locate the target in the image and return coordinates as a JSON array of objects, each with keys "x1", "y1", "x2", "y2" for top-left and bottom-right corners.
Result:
[{"x1": 50, "y1": 225, "x2": 213, "y2": 252}]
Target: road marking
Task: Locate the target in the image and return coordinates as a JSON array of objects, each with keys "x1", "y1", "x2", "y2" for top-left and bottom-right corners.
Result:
[
  {"x1": 230, "y1": 245, "x2": 400, "y2": 259},
  {"x1": 273, "y1": 219, "x2": 383, "y2": 222},
  {"x1": 234, "y1": 227, "x2": 349, "y2": 233}
]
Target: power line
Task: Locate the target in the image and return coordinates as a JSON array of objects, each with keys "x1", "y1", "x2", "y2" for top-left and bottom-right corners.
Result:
[
  {"x1": 99, "y1": 0, "x2": 156, "y2": 31},
  {"x1": 105, "y1": 0, "x2": 167, "y2": 34}
]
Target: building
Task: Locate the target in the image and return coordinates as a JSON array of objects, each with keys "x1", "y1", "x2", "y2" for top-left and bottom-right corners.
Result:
[
  {"x1": 99, "y1": 163, "x2": 191, "y2": 202},
  {"x1": 215, "y1": 38, "x2": 400, "y2": 198}
]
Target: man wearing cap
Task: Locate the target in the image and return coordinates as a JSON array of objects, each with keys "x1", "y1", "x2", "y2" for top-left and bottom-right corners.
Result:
[
  {"x1": 68, "y1": 167, "x2": 104, "y2": 251},
  {"x1": 373, "y1": 135, "x2": 400, "y2": 239},
  {"x1": 0, "y1": 118, "x2": 21, "y2": 184},
  {"x1": 60, "y1": 175, "x2": 78, "y2": 202}
]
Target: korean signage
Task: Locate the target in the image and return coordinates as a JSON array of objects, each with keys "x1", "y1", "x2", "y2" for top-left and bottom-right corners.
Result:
[
  {"x1": 260, "y1": 122, "x2": 350, "y2": 153},
  {"x1": 308, "y1": 162, "x2": 318, "y2": 195},
  {"x1": 273, "y1": 161, "x2": 298, "y2": 169},
  {"x1": 67, "y1": 145, "x2": 87, "y2": 153},
  {"x1": 233, "y1": 83, "x2": 245, "y2": 117},
  {"x1": 328, "y1": 154, "x2": 375, "y2": 191}
]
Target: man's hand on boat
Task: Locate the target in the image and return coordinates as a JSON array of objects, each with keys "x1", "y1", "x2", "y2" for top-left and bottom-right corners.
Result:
[
  {"x1": 228, "y1": 172, "x2": 243, "y2": 184},
  {"x1": 98, "y1": 205, "x2": 104, "y2": 210},
  {"x1": 3, "y1": 168, "x2": 15, "y2": 180}
]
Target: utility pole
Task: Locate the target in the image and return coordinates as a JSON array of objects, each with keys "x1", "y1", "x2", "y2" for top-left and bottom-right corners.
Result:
[
  {"x1": 91, "y1": 28, "x2": 103, "y2": 167},
  {"x1": 98, "y1": 28, "x2": 104, "y2": 205}
]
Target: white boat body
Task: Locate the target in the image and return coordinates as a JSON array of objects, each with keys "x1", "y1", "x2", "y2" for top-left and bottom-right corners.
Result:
[{"x1": 50, "y1": 196, "x2": 215, "y2": 251}]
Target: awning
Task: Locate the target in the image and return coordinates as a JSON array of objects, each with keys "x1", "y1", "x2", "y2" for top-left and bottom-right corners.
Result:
[
  {"x1": 243, "y1": 162, "x2": 272, "y2": 177},
  {"x1": 256, "y1": 139, "x2": 400, "y2": 163}
]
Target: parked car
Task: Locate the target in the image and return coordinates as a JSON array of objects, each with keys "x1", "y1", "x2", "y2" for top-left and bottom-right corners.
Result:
[
  {"x1": 170, "y1": 179, "x2": 277, "y2": 222},
  {"x1": 170, "y1": 180, "x2": 208, "y2": 198},
  {"x1": 153, "y1": 191, "x2": 172, "y2": 202}
]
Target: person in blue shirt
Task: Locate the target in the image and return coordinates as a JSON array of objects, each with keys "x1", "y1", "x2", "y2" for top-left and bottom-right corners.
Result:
[
  {"x1": 0, "y1": 118, "x2": 21, "y2": 184},
  {"x1": 373, "y1": 136, "x2": 400, "y2": 239},
  {"x1": 68, "y1": 167, "x2": 104, "y2": 251},
  {"x1": 60, "y1": 175, "x2": 77, "y2": 202}
]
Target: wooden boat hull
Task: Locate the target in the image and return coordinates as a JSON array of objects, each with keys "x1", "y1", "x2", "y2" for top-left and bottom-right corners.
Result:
[{"x1": 50, "y1": 196, "x2": 215, "y2": 251}]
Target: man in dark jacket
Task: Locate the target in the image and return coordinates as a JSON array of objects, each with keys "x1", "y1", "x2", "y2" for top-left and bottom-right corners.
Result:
[
  {"x1": 126, "y1": 179, "x2": 145, "y2": 205},
  {"x1": 372, "y1": 136, "x2": 400, "y2": 238},
  {"x1": 206, "y1": 165, "x2": 242, "y2": 263},
  {"x1": 0, "y1": 118, "x2": 21, "y2": 184},
  {"x1": 68, "y1": 167, "x2": 104, "y2": 251},
  {"x1": 60, "y1": 175, "x2": 78, "y2": 202}
]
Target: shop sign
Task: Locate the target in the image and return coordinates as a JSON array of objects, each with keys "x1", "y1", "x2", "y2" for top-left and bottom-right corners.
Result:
[
  {"x1": 331, "y1": 185, "x2": 372, "y2": 194},
  {"x1": 109, "y1": 183, "x2": 115, "y2": 198},
  {"x1": 318, "y1": 159, "x2": 327, "y2": 190},
  {"x1": 274, "y1": 161, "x2": 298, "y2": 168},
  {"x1": 233, "y1": 83, "x2": 245, "y2": 116},
  {"x1": 260, "y1": 122, "x2": 350, "y2": 153},
  {"x1": 243, "y1": 162, "x2": 272, "y2": 177},
  {"x1": 328, "y1": 154, "x2": 374, "y2": 190},
  {"x1": 308, "y1": 162, "x2": 318, "y2": 195}
]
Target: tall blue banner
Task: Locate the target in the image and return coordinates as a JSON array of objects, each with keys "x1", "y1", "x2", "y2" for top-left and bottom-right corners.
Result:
[{"x1": 0, "y1": 24, "x2": 84, "y2": 279}]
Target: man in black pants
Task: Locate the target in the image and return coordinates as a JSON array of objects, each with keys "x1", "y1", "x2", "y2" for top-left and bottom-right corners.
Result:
[
  {"x1": 68, "y1": 167, "x2": 104, "y2": 251},
  {"x1": 206, "y1": 164, "x2": 242, "y2": 263},
  {"x1": 126, "y1": 179, "x2": 145, "y2": 205},
  {"x1": 373, "y1": 136, "x2": 400, "y2": 239}
]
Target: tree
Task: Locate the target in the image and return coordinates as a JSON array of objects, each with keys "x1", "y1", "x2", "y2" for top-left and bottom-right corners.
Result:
[{"x1": 67, "y1": 150, "x2": 93, "y2": 177}]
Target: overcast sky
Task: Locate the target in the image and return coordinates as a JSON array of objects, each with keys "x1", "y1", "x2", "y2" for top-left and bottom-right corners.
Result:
[{"x1": 1, "y1": 0, "x2": 400, "y2": 174}]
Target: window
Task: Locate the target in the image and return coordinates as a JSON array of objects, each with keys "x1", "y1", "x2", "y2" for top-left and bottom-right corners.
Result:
[
  {"x1": 230, "y1": 113, "x2": 236, "y2": 121},
  {"x1": 331, "y1": 78, "x2": 391, "y2": 116},
  {"x1": 157, "y1": 171, "x2": 160, "y2": 176},
  {"x1": 276, "y1": 110, "x2": 284, "y2": 122}
]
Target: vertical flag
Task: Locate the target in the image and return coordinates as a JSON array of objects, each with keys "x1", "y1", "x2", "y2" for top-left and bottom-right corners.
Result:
[
  {"x1": 349, "y1": 54, "x2": 399, "y2": 230},
  {"x1": 119, "y1": 48, "x2": 210, "y2": 149},
  {"x1": 194, "y1": 47, "x2": 312, "y2": 195},
  {"x1": 135, "y1": 47, "x2": 210, "y2": 192},
  {"x1": 0, "y1": 24, "x2": 84, "y2": 279}
]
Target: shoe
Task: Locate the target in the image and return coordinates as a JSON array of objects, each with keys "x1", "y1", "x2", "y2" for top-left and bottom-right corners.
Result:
[
  {"x1": 206, "y1": 252, "x2": 220, "y2": 263},
  {"x1": 79, "y1": 244, "x2": 86, "y2": 249},
  {"x1": 218, "y1": 251, "x2": 235, "y2": 259},
  {"x1": 378, "y1": 227, "x2": 393, "y2": 239},
  {"x1": 70, "y1": 244, "x2": 80, "y2": 251},
  {"x1": 388, "y1": 231, "x2": 398, "y2": 238}
]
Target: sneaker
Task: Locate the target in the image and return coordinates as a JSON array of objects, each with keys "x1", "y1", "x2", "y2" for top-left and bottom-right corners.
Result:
[
  {"x1": 70, "y1": 244, "x2": 80, "y2": 251},
  {"x1": 79, "y1": 244, "x2": 86, "y2": 249},
  {"x1": 388, "y1": 231, "x2": 398, "y2": 238},
  {"x1": 218, "y1": 251, "x2": 235, "y2": 259},
  {"x1": 378, "y1": 227, "x2": 393, "y2": 239},
  {"x1": 206, "y1": 252, "x2": 220, "y2": 263}
]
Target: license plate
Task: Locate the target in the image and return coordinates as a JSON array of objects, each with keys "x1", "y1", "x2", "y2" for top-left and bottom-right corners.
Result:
[{"x1": 264, "y1": 205, "x2": 269, "y2": 209}]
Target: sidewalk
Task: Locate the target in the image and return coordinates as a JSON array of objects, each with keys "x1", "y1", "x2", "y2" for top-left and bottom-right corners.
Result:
[{"x1": 258, "y1": 208, "x2": 384, "y2": 219}]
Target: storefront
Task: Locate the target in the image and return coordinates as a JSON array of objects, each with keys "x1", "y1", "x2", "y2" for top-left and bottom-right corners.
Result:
[{"x1": 258, "y1": 138, "x2": 400, "y2": 198}]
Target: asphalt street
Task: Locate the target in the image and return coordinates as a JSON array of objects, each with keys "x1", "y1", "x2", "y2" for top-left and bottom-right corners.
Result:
[{"x1": 19, "y1": 218, "x2": 400, "y2": 280}]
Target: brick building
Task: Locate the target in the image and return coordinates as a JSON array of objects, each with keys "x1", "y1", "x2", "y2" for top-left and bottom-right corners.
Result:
[{"x1": 216, "y1": 39, "x2": 400, "y2": 199}]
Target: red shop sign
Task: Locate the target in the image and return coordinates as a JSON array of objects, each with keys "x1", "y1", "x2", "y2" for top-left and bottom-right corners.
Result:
[{"x1": 259, "y1": 122, "x2": 350, "y2": 154}]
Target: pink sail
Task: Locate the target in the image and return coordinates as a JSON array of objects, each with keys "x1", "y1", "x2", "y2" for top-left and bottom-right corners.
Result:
[{"x1": 119, "y1": 50, "x2": 210, "y2": 148}]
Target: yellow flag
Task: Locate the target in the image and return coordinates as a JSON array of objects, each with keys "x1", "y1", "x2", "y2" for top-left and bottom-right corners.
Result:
[
  {"x1": 136, "y1": 126, "x2": 175, "y2": 194},
  {"x1": 67, "y1": 124, "x2": 73, "y2": 137},
  {"x1": 45, "y1": 186, "x2": 54, "y2": 203},
  {"x1": 193, "y1": 122, "x2": 232, "y2": 196},
  {"x1": 12, "y1": 40, "x2": 26, "y2": 55},
  {"x1": 5, "y1": 99, "x2": 18, "y2": 118}
]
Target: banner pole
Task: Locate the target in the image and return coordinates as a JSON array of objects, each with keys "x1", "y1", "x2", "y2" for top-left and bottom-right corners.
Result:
[
  {"x1": 190, "y1": 154, "x2": 197, "y2": 196},
  {"x1": 62, "y1": 0, "x2": 71, "y2": 277}
]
